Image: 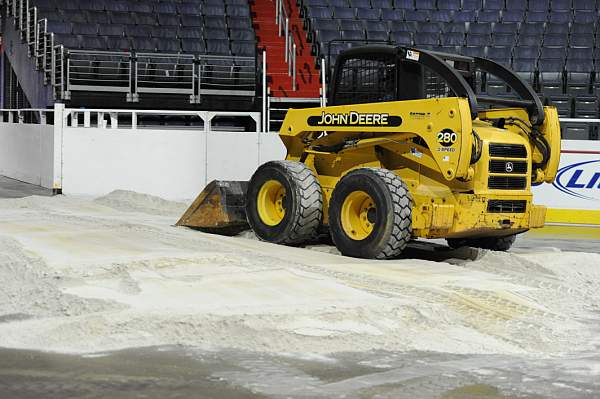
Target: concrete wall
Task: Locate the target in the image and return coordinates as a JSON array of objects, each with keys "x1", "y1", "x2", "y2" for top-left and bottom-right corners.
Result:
[
  {"x1": 0, "y1": 122, "x2": 55, "y2": 188},
  {"x1": 61, "y1": 127, "x2": 286, "y2": 201}
]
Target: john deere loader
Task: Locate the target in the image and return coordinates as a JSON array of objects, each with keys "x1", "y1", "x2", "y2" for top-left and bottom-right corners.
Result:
[{"x1": 177, "y1": 46, "x2": 560, "y2": 259}]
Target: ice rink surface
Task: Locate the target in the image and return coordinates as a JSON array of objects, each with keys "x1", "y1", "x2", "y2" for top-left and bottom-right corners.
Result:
[{"x1": 1, "y1": 179, "x2": 599, "y2": 398}]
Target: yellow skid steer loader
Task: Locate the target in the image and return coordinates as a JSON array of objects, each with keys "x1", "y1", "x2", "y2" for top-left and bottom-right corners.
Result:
[{"x1": 177, "y1": 46, "x2": 561, "y2": 259}]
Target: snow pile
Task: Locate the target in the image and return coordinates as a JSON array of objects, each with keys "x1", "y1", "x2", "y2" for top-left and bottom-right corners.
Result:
[
  {"x1": 94, "y1": 190, "x2": 188, "y2": 217},
  {"x1": 0, "y1": 192, "x2": 599, "y2": 356}
]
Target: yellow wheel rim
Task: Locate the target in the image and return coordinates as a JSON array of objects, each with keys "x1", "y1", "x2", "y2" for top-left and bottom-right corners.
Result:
[
  {"x1": 341, "y1": 191, "x2": 377, "y2": 240},
  {"x1": 257, "y1": 180, "x2": 286, "y2": 226}
]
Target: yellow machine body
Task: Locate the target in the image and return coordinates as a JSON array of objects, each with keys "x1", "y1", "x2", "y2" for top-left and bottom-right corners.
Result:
[{"x1": 277, "y1": 97, "x2": 560, "y2": 239}]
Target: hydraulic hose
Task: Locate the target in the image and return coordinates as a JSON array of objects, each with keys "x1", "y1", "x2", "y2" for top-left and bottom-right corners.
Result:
[{"x1": 470, "y1": 130, "x2": 483, "y2": 164}]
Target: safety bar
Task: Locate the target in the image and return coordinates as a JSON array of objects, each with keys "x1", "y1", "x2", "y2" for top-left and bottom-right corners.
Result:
[{"x1": 275, "y1": 0, "x2": 297, "y2": 91}]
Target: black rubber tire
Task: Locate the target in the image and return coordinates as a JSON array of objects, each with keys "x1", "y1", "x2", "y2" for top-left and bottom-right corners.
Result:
[
  {"x1": 447, "y1": 234, "x2": 517, "y2": 251},
  {"x1": 246, "y1": 161, "x2": 323, "y2": 245},
  {"x1": 329, "y1": 168, "x2": 412, "y2": 259}
]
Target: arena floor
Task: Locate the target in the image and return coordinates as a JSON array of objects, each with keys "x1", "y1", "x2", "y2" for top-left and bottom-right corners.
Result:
[{"x1": 1, "y1": 177, "x2": 599, "y2": 398}]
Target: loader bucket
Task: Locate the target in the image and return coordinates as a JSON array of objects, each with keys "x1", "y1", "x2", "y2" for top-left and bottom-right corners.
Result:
[{"x1": 176, "y1": 180, "x2": 249, "y2": 236}]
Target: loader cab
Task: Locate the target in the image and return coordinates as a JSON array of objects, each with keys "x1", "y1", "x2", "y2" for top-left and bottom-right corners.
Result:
[
  {"x1": 329, "y1": 45, "x2": 545, "y2": 126},
  {"x1": 329, "y1": 46, "x2": 475, "y2": 106}
]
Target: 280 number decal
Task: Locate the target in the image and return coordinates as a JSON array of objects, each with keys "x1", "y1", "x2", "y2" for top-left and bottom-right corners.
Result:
[{"x1": 437, "y1": 129, "x2": 457, "y2": 147}]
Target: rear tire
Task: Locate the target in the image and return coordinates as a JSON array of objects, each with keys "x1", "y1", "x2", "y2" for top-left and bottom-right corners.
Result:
[
  {"x1": 329, "y1": 168, "x2": 412, "y2": 259},
  {"x1": 447, "y1": 234, "x2": 517, "y2": 251},
  {"x1": 246, "y1": 161, "x2": 323, "y2": 245}
]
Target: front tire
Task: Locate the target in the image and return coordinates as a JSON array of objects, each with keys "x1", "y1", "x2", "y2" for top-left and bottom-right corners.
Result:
[
  {"x1": 246, "y1": 161, "x2": 323, "y2": 245},
  {"x1": 329, "y1": 168, "x2": 412, "y2": 259}
]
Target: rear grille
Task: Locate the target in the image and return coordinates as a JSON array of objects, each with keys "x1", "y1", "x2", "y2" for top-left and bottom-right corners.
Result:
[
  {"x1": 489, "y1": 160, "x2": 528, "y2": 174},
  {"x1": 488, "y1": 176, "x2": 527, "y2": 190},
  {"x1": 487, "y1": 200, "x2": 527, "y2": 213},
  {"x1": 489, "y1": 143, "x2": 527, "y2": 158}
]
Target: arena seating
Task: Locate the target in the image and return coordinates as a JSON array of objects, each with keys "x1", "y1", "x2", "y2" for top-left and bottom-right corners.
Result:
[
  {"x1": 34, "y1": 0, "x2": 256, "y2": 56},
  {"x1": 3, "y1": 0, "x2": 258, "y2": 108},
  {"x1": 301, "y1": 0, "x2": 600, "y2": 119}
]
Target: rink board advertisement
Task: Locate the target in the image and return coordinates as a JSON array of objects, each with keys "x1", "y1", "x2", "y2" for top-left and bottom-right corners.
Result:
[{"x1": 533, "y1": 140, "x2": 600, "y2": 225}]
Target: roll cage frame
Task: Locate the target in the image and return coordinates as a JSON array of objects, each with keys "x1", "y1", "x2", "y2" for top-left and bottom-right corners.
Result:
[{"x1": 329, "y1": 45, "x2": 545, "y2": 126}]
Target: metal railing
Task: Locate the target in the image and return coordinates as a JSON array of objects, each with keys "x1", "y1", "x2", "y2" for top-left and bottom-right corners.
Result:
[
  {"x1": 275, "y1": 0, "x2": 297, "y2": 91},
  {"x1": 0, "y1": 108, "x2": 54, "y2": 124},
  {"x1": 26, "y1": 4, "x2": 36, "y2": 56}
]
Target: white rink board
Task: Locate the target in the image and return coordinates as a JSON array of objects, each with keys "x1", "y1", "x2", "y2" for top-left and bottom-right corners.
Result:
[
  {"x1": 0, "y1": 122, "x2": 56, "y2": 189},
  {"x1": 533, "y1": 140, "x2": 600, "y2": 211},
  {"x1": 61, "y1": 128, "x2": 286, "y2": 201}
]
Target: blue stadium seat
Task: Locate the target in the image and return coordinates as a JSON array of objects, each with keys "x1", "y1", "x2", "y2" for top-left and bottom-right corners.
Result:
[
  {"x1": 543, "y1": 34, "x2": 569, "y2": 47},
  {"x1": 329, "y1": 0, "x2": 350, "y2": 7},
  {"x1": 230, "y1": 40, "x2": 255, "y2": 56},
  {"x1": 573, "y1": 10, "x2": 596, "y2": 24},
  {"x1": 506, "y1": 0, "x2": 527, "y2": 9},
  {"x1": 483, "y1": 0, "x2": 503, "y2": 10},
  {"x1": 356, "y1": 8, "x2": 380, "y2": 20},
  {"x1": 366, "y1": 30, "x2": 389, "y2": 41},
  {"x1": 380, "y1": 9, "x2": 404, "y2": 20},
  {"x1": 486, "y1": 46, "x2": 512, "y2": 65},
  {"x1": 416, "y1": 0, "x2": 436, "y2": 9},
  {"x1": 181, "y1": 38, "x2": 206, "y2": 53},
  {"x1": 438, "y1": 0, "x2": 461, "y2": 10},
  {"x1": 414, "y1": 32, "x2": 439, "y2": 47},
  {"x1": 370, "y1": 0, "x2": 393, "y2": 7},
  {"x1": 390, "y1": 31, "x2": 412, "y2": 45},
  {"x1": 518, "y1": 34, "x2": 542, "y2": 46},
  {"x1": 204, "y1": 28, "x2": 228, "y2": 40},
  {"x1": 573, "y1": 0, "x2": 595, "y2": 10},
  {"x1": 206, "y1": 38, "x2": 231, "y2": 55},
  {"x1": 492, "y1": 22, "x2": 517, "y2": 33},
  {"x1": 393, "y1": 0, "x2": 415, "y2": 9},
  {"x1": 178, "y1": 27, "x2": 203, "y2": 39},
  {"x1": 468, "y1": 22, "x2": 492, "y2": 34},
  {"x1": 477, "y1": 10, "x2": 500, "y2": 22},
  {"x1": 548, "y1": 11, "x2": 571, "y2": 23},
  {"x1": 430, "y1": 10, "x2": 453, "y2": 23},
  {"x1": 99, "y1": 24, "x2": 124, "y2": 36},
  {"x1": 442, "y1": 23, "x2": 466, "y2": 33},
  {"x1": 125, "y1": 24, "x2": 152, "y2": 38},
  {"x1": 178, "y1": 2, "x2": 202, "y2": 15},
  {"x1": 47, "y1": 21, "x2": 72, "y2": 34},
  {"x1": 389, "y1": 21, "x2": 417, "y2": 31},
  {"x1": 404, "y1": 10, "x2": 430, "y2": 21},
  {"x1": 520, "y1": 23, "x2": 544, "y2": 35},
  {"x1": 349, "y1": 0, "x2": 370, "y2": 7},
  {"x1": 229, "y1": 28, "x2": 255, "y2": 41},
  {"x1": 502, "y1": 10, "x2": 524, "y2": 23},
  {"x1": 550, "y1": 0, "x2": 571, "y2": 11},
  {"x1": 462, "y1": 0, "x2": 483, "y2": 9},
  {"x1": 461, "y1": 45, "x2": 485, "y2": 58},
  {"x1": 493, "y1": 33, "x2": 515, "y2": 46},
  {"x1": 416, "y1": 22, "x2": 441, "y2": 33},
  {"x1": 340, "y1": 19, "x2": 363, "y2": 30},
  {"x1": 525, "y1": 11, "x2": 548, "y2": 22},
  {"x1": 546, "y1": 22, "x2": 569, "y2": 34},
  {"x1": 333, "y1": 7, "x2": 356, "y2": 19},
  {"x1": 203, "y1": 4, "x2": 226, "y2": 16},
  {"x1": 570, "y1": 23, "x2": 595, "y2": 34},
  {"x1": 226, "y1": 5, "x2": 250, "y2": 17},
  {"x1": 341, "y1": 29, "x2": 365, "y2": 41},
  {"x1": 452, "y1": 10, "x2": 476, "y2": 22},
  {"x1": 181, "y1": 15, "x2": 204, "y2": 27},
  {"x1": 529, "y1": 0, "x2": 549, "y2": 11},
  {"x1": 466, "y1": 33, "x2": 489, "y2": 46},
  {"x1": 371, "y1": 0, "x2": 393, "y2": 7},
  {"x1": 441, "y1": 32, "x2": 465, "y2": 46}
]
